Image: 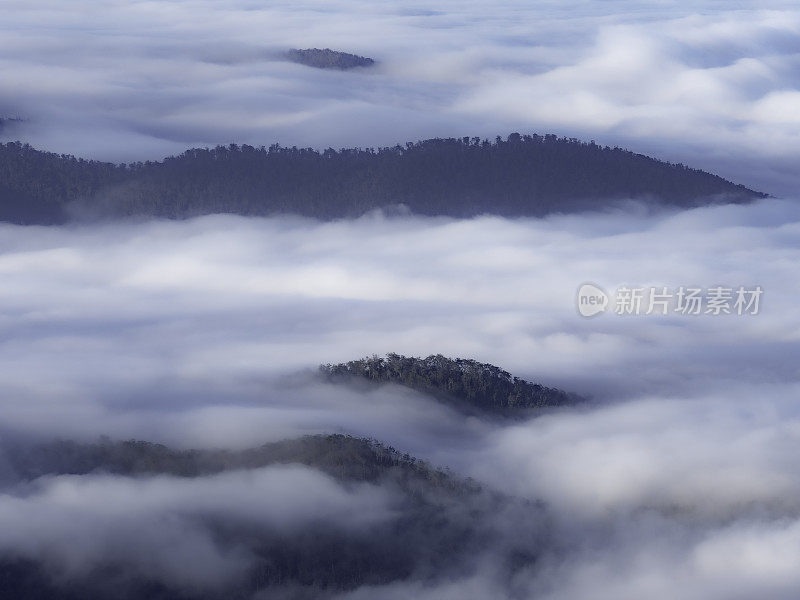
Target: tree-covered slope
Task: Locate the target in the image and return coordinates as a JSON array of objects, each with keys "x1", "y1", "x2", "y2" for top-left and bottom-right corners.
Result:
[
  {"x1": 320, "y1": 353, "x2": 582, "y2": 413},
  {"x1": 0, "y1": 134, "x2": 766, "y2": 225}
]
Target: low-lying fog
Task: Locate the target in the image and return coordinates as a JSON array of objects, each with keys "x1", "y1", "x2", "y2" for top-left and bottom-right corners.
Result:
[{"x1": 1, "y1": 198, "x2": 799, "y2": 598}]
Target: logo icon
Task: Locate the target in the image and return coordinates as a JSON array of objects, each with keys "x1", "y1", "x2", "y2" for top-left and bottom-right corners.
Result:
[{"x1": 576, "y1": 283, "x2": 609, "y2": 317}]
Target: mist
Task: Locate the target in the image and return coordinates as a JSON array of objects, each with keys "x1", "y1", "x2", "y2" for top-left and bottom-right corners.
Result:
[
  {"x1": 1, "y1": 199, "x2": 797, "y2": 434},
  {"x1": 4, "y1": 0, "x2": 800, "y2": 597},
  {"x1": 0, "y1": 199, "x2": 799, "y2": 596},
  {"x1": 0, "y1": 466, "x2": 393, "y2": 589}
]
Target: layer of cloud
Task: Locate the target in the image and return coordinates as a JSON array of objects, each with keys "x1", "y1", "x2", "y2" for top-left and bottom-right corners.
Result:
[
  {"x1": 1, "y1": 1, "x2": 799, "y2": 193},
  {"x1": 1, "y1": 200, "x2": 798, "y2": 427},
  {"x1": 1, "y1": 201, "x2": 800, "y2": 596}
]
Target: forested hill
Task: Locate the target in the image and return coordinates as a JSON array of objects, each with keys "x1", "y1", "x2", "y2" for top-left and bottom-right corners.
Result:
[
  {"x1": 0, "y1": 134, "x2": 766, "y2": 225},
  {"x1": 320, "y1": 353, "x2": 582, "y2": 413}
]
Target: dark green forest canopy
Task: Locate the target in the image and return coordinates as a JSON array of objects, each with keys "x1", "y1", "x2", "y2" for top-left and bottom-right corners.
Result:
[
  {"x1": 320, "y1": 353, "x2": 583, "y2": 413},
  {"x1": 0, "y1": 134, "x2": 766, "y2": 225}
]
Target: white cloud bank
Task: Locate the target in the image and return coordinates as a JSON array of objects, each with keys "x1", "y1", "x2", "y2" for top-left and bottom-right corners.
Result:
[
  {"x1": 0, "y1": 201, "x2": 799, "y2": 596},
  {"x1": 0, "y1": 200, "x2": 798, "y2": 447}
]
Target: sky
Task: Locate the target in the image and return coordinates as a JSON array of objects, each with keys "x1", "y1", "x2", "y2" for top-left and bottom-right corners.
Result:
[{"x1": 1, "y1": 0, "x2": 800, "y2": 194}]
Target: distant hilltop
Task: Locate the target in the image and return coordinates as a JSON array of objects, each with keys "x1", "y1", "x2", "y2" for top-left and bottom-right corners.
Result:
[{"x1": 285, "y1": 48, "x2": 375, "y2": 70}]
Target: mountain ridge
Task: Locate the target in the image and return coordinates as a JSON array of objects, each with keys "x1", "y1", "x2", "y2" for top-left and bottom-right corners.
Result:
[{"x1": 0, "y1": 134, "x2": 766, "y2": 225}]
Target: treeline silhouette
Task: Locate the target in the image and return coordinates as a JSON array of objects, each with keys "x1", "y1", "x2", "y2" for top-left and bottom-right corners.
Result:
[
  {"x1": 321, "y1": 353, "x2": 582, "y2": 412},
  {"x1": 0, "y1": 134, "x2": 765, "y2": 225}
]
